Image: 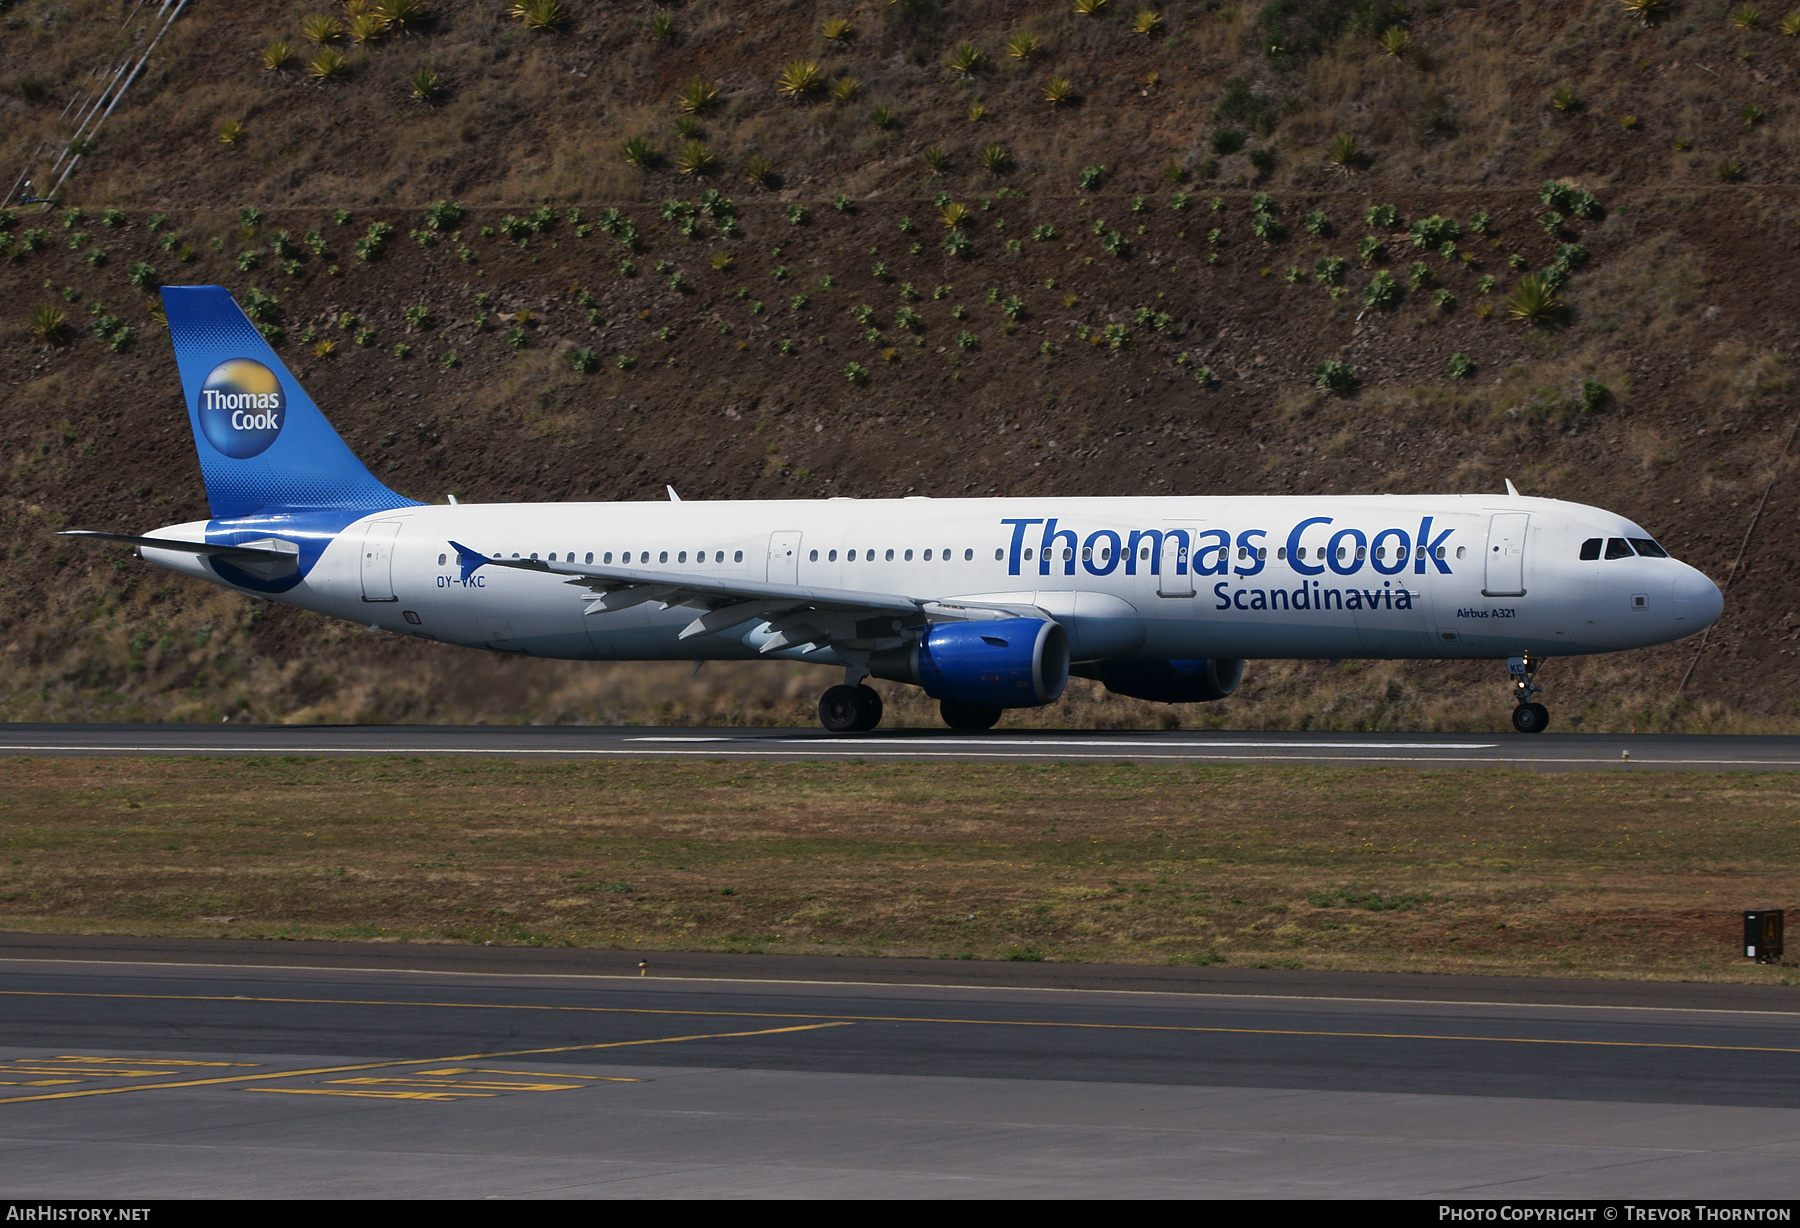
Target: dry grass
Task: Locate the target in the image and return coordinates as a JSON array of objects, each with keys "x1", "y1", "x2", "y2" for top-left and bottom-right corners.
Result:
[{"x1": 1, "y1": 755, "x2": 1794, "y2": 983}]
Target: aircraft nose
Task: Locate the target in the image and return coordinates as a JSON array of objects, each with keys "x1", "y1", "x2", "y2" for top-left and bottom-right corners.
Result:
[{"x1": 1671, "y1": 565, "x2": 1723, "y2": 632}]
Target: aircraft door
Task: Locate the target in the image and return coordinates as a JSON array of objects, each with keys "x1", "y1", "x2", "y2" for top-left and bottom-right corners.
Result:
[
  {"x1": 1483, "y1": 513, "x2": 1529, "y2": 597},
  {"x1": 766, "y1": 530, "x2": 802, "y2": 585},
  {"x1": 1158, "y1": 531, "x2": 1194, "y2": 598},
  {"x1": 360, "y1": 520, "x2": 402, "y2": 602}
]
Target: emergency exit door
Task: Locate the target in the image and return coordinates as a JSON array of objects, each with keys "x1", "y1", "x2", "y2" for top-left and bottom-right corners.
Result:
[
  {"x1": 1483, "y1": 513, "x2": 1529, "y2": 597},
  {"x1": 360, "y1": 520, "x2": 402, "y2": 602}
]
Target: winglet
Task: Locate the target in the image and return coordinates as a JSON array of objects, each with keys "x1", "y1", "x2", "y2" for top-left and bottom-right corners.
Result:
[
  {"x1": 1504, "y1": 479, "x2": 1520, "y2": 497},
  {"x1": 449, "y1": 540, "x2": 489, "y2": 582},
  {"x1": 667, "y1": 485, "x2": 681, "y2": 502}
]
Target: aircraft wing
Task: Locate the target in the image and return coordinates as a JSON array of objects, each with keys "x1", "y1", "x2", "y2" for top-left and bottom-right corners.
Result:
[{"x1": 450, "y1": 541, "x2": 1038, "y2": 654}]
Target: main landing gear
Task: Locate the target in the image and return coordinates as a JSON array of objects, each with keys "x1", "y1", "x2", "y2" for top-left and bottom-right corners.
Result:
[
  {"x1": 819, "y1": 683, "x2": 883, "y2": 732},
  {"x1": 1508, "y1": 655, "x2": 1550, "y2": 734}
]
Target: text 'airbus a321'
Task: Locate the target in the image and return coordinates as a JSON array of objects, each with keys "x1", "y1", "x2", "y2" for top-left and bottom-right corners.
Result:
[{"x1": 65, "y1": 287, "x2": 1723, "y2": 734}]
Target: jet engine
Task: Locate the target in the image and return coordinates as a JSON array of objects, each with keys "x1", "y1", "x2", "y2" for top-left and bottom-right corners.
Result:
[
  {"x1": 871, "y1": 618, "x2": 1070, "y2": 708},
  {"x1": 1081, "y1": 658, "x2": 1246, "y2": 704}
]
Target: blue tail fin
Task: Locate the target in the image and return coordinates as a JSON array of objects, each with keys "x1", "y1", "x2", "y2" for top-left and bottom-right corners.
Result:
[{"x1": 162, "y1": 285, "x2": 419, "y2": 520}]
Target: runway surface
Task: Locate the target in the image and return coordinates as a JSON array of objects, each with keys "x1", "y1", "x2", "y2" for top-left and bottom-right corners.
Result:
[
  {"x1": 4, "y1": 722, "x2": 1800, "y2": 771},
  {"x1": 3, "y1": 940, "x2": 1799, "y2": 1197}
]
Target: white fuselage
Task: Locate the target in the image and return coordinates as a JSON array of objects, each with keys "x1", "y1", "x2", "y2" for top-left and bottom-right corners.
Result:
[{"x1": 138, "y1": 493, "x2": 1722, "y2": 669}]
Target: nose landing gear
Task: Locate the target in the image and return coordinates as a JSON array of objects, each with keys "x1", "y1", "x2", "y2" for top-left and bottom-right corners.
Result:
[{"x1": 1508, "y1": 655, "x2": 1550, "y2": 733}]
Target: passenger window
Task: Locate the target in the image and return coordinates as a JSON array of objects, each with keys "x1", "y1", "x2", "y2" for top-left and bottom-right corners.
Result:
[
  {"x1": 1141, "y1": 547, "x2": 1150, "y2": 560},
  {"x1": 1277, "y1": 547, "x2": 1286, "y2": 560},
  {"x1": 1629, "y1": 538, "x2": 1669, "y2": 558},
  {"x1": 1296, "y1": 547, "x2": 1307, "y2": 560},
  {"x1": 715, "y1": 551, "x2": 724, "y2": 563},
  {"x1": 1258, "y1": 547, "x2": 1266, "y2": 560},
  {"x1": 1024, "y1": 548, "x2": 1034, "y2": 561},
  {"x1": 733, "y1": 550, "x2": 743, "y2": 562},
  {"x1": 659, "y1": 551, "x2": 669, "y2": 564},
  {"x1": 1236, "y1": 547, "x2": 1247, "y2": 560},
  {"x1": 437, "y1": 553, "x2": 446, "y2": 566},
  {"x1": 1605, "y1": 538, "x2": 1634, "y2": 560},
  {"x1": 829, "y1": 549, "x2": 838, "y2": 562},
  {"x1": 992, "y1": 548, "x2": 1001, "y2": 560},
  {"x1": 1063, "y1": 547, "x2": 1074, "y2": 561},
  {"x1": 1580, "y1": 538, "x2": 1602, "y2": 561},
  {"x1": 904, "y1": 549, "x2": 913, "y2": 561},
  {"x1": 1085, "y1": 547, "x2": 1095, "y2": 562},
  {"x1": 604, "y1": 552, "x2": 613, "y2": 564},
  {"x1": 530, "y1": 552, "x2": 539, "y2": 560},
  {"x1": 678, "y1": 551, "x2": 687, "y2": 563},
  {"x1": 886, "y1": 548, "x2": 895, "y2": 561},
  {"x1": 1335, "y1": 546, "x2": 1346, "y2": 561},
  {"x1": 1355, "y1": 546, "x2": 1365, "y2": 560},
  {"x1": 809, "y1": 549, "x2": 818, "y2": 562},
  {"x1": 585, "y1": 552, "x2": 593, "y2": 564},
  {"x1": 966, "y1": 549, "x2": 974, "y2": 561}
]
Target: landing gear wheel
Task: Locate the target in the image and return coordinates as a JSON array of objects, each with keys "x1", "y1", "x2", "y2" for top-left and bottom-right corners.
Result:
[
  {"x1": 1505, "y1": 655, "x2": 1549, "y2": 734},
  {"x1": 818, "y1": 684, "x2": 884, "y2": 732},
  {"x1": 939, "y1": 699, "x2": 1002, "y2": 731},
  {"x1": 1511, "y1": 702, "x2": 1550, "y2": 734},
  {"x1": 853, "y1": 685, "x2": 883, "y2": 731}
]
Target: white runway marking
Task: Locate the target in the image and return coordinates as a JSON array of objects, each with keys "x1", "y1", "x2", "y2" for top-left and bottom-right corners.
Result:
[{"x1": 631, "y1": 736, "x2": 1501, "y2": 750}]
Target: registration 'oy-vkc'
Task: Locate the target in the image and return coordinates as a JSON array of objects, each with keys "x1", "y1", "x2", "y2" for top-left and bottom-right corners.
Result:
[{"x1": 66, "y1": 287, "x2": 1724, "y2": 734}]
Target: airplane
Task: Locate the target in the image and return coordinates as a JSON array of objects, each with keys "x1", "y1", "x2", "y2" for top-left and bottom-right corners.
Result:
[{"x1": 64, "y1": 286, "x2": 1724, "y2": 735}]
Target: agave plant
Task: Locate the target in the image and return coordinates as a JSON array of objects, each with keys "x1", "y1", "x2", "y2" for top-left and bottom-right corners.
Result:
[
  {"x1": 978, "y1": 143, "x2": 1009, "y2": 175},
  {"x1": 1783, "y1": 11, "x2": 1800, "y2": 34},
  {"x1": 1742, "y1": 102, "x2": 1766, "y2": 126},
  {"x1": 965, "y1": 101, "x2": 987, "y2": 122},
  {"x1": 1730, "y1": 3, "x2": 1762, "y2": 28},
  {"x1": 1042, "y1": 76, "x2": 1076, "y2": 106},
  {"x1": 1132, "y1": 9, "x2": 1162, "y2": 36},
  {"x1": 922, "y1": 145, "x2": 949, "y2": 174},
  {"x1": 743, "y1": 154, "x2": 775, "y2": 187},
  {"x1": 375, "y1": 0, "x2": 431, "y2": 31},
  {"x1": 946, "y1": 43, "x2": 983, "y2": 76},
  {"x1": 830, "y1": 76, "x2": 861, "y2": 104},
  {"x1": 673, "y1": 115, "x2": 702, "y2": 139},
  {"x1": 28, "y1": 304, "x2": 68, "y2": 345},
  {"x1": 775, "y1": 60, "x2": 826, "y2": 99},
  {"x1": 300, "y1": 13, "x2": 342, "y2": 44},
  {"x1": 1506, "y1": 273, "x2": 1562, "y2": 326},
  {"x1": 676, "y1": 76, "x2": 719, "y2": 114},
  {"x1": 1326, "y1": 132, "x2": 1361, "y2": 172},
  {"x1": 620, "y1": 134, "x2": 659, "y2": 169},
  {"x1": 673, "y1": 141, "x2": 718, "y2": 178},
  {"x1": 348, "y1": 12, "x2": 388, "y2": 43},
  {"x1": 1005, "y1": 31, "x2": 1043, "y2": 60},
  {"x1": 1616, "y1": 0, "x2": 1667, "y2": 25},
  {"x1": 259, "y1": 40, "x2": 294, "y2": 70},
  {"x1": 307, "y1": 47, "x2": 350, "y2": 82},
  {"x1": 1379, "y1": 25, "x2": 1410, "y2": 55},
  {"x1": 507, "y1": 0, "x2": 567, "y2": 29},
  {"x1": 1550, "y1": 85, "x2": 1577, "y2": 111},
  {"x1": 408, "y1": 67, "x2": 441, "y2": 102},
  {"x1": 939, "y1": 202, "x2": 969, "y2": 229},
  {"x1": 820, "y1": 16, "x2": 853, "y2": 41},
  {"x1": 1073, "y1": 0, "x2": 1109, "y2": 13},
  {"x1": 871, "y1": 104, "x2": 896, "y2": 129},
  {"x1": 648, "y1": 10, "x2": 674, "y2": 42}
]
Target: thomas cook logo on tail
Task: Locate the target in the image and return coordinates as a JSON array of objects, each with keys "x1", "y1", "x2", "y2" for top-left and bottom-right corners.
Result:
[{"x1": 198, "y1": 358, "x2": 285, "y2": 459}]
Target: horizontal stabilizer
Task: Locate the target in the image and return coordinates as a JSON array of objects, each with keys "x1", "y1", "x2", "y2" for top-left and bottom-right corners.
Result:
[{"x1": 60, "y1": 530, "x2": 298, "y2": 561}]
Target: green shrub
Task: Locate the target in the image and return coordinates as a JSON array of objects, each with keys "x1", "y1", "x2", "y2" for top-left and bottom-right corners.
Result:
[
  {"x1": 1363, "y1": 270, "x2": 1399, "y2": 309},
  {"x1": 1432, "y1": 289, "x2": 1456, "y2": 312},
  {"x1": 1304, "y1": 210, "x2": 1332, "y2": 236},
  {"x1": 1409, "y1": 214, "x2": 1459, "y2": 248},
  {"x1": 1076, "y1": 164, "x2": 1105, "y2": 190},
  {"x1": 425, "y1": 200, "x2": 464, "y2": 231},
  {"x1": 1407, "y1": 261, "x2": 1431, "y2": 288},
  {"x1": 1314, "y1": 255, "x2": 1346, "y2": 285},
  {"x1": 1364, "y1": 203, "x2": 1399, "y2": 229},
  {"x1": 126, "y1": 262, "x2": 159, "y2": 288},
  {"x1": 786, "y1": 205, "x2": 810, "y2": 226},
  {"x1": 570, "y1": 348, "x2": 600, "y2": 373},
  {"x1": 1356, "y1": 235, "x2": 1384, "y2": 263},
  {"x1": 1314, "y1": 360, "x2": 1355, "y2": 394},
  {"x1": 1449, "y1": 353, "x2": 1475, "y2": 380}
]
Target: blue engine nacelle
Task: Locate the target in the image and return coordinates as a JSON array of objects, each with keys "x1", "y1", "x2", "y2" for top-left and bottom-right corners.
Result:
[
  {"x1": 1081, "y1": 658, "x2": 1246, "y2": 704},
  {"x1": 870, "y1": 618, "x2": 1070, "y2": 709}
]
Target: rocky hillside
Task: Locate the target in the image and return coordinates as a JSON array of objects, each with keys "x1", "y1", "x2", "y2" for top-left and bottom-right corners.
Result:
[{"x1": 0, "y1": 0, "x2": 1796, "y2": 730}]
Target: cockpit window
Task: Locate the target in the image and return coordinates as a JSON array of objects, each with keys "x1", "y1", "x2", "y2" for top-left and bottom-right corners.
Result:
[
  {"x1": 1580, "y1": 538, "x2": 1601, "y2": 561},
  {"x1": 1629, "y1": 538, "x2": 1669, "y2": 558},
  {"x1": 1604, "y1": 538, "x2": 1635, "y2": 560}
]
